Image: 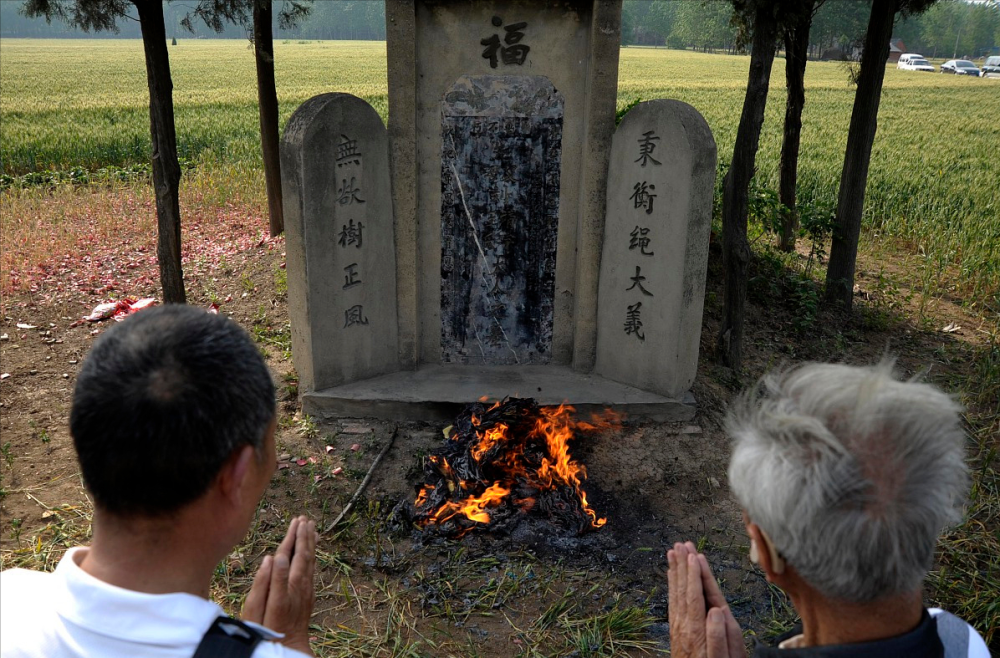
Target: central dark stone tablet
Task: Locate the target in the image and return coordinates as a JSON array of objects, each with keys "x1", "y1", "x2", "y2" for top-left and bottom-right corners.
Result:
[{"x1": 440, "y1": 75, "x2": 563, "y2": 365}]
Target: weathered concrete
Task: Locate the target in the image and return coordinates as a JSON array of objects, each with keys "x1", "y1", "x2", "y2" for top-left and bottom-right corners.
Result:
[
  {"x1": 595, "y1": 100, "x2": 716, "y2": 399},
  {"x1": 281, "y1": 93, "x2": 399, "y2": 392},
  {"x1": 386, "y1": 0, "x2": 419, "y2": 369},
  {"x1": 303, "y1": 365, "x2": 696, "y2": 422},
  {"x1": 386, "y1": 0, "x2": 623, "y2": 367}
]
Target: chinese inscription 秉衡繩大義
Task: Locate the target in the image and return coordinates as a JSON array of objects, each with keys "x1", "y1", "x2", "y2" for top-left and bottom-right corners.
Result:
[
  {"x1": 630, "y1": 181, "x2": 656, "y2": 214},
  {"x1": 481, "y1": 16, "x2": 529, "y2": 69},
  {"x1": 626, "y1": 265, "x2": 653, "y2": 297},
  {"x1": 635, "y1": 130, "x2": 661, "y2": 167},
  {"x1": 629, "y1": 226, "x2": 653, "y2": 256},
  {"x1": 623, "y1": 128, "x2": 664, "y2": 340},
  {"x1": 624, "y1": 302, "x2": 644, "y2": 341}
]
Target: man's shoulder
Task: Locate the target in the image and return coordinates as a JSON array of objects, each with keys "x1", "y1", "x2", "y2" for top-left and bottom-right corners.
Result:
[
  {"x1": 0, "y1": 567, "x2": 56, "y2": 611},
  {"x1": 0, "y1": 568, "x2": 61, "y2": 657},
  {"x1": 928, "y1": 608, "x2": 991, "y2": 658}
]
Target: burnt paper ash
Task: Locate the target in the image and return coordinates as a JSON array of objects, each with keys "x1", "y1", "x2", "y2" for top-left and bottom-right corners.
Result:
[{"x1": 410, "y1": 397, "x2": 612, "y2": 538}]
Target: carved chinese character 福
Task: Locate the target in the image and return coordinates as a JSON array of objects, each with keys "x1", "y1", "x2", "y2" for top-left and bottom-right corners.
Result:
[{"x1": 481, "y1": 16, "x2": 530, "y2": 69}]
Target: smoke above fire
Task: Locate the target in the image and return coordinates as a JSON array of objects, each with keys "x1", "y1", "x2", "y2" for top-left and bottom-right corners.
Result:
[{"x1": 412, "y1": 397, "x2": 618, "y2": 537}]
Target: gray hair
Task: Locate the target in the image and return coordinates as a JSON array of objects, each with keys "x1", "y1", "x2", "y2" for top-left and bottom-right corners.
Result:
[{"x1": 726, "y1": 361, "x2": 968, "y2": 603}]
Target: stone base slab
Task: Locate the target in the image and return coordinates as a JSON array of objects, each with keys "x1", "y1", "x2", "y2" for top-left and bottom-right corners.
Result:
[{"x1": 302, "y1": 364, "x2": 696, "y2": 422}]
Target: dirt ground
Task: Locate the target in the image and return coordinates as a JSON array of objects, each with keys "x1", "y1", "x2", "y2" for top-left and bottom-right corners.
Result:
[{"x1": 0, "y1": 234, "x2": 992, "y2": 656}]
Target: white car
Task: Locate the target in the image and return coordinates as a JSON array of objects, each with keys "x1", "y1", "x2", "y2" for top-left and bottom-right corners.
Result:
[
  {"x1": 897, "y1": 53, "x2": 926, "y2": 69},
  {"x1": 899, "y1": 57, "x2": 934, "y2": 72}
]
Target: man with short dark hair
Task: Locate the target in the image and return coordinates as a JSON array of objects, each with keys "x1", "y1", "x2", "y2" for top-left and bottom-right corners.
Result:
[
  {"x1": 1, "y1": 305, "x2": 317, "y2": 657},
  {"x1": 667, "y1": 361, "x2": 989, "y2": 658}
]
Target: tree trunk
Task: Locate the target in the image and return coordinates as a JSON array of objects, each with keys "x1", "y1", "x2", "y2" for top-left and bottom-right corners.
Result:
[
  {"x1": 717, "y1": 3, "x2": 779, "y2": 371},
  {"x1": 778, "y1": 4, "x2": 813, "y2": 252},
  {"x1": 254, "y1": 0, "x2": 284, "y2": 237},
  {"x1": 825, "y1": 0, "x2": 897, "y2": 308},
  {"x1": 136, "y1": 1, "x2": 185, "y2": 304}
]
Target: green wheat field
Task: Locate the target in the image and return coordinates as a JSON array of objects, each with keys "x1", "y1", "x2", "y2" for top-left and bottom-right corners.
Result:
[{"x1": 1, "y1": 39, "x2": 998, "y2": 302}]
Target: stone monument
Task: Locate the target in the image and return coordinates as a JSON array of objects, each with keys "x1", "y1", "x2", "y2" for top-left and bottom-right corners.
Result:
[
  {"x1": 282, "y1": 1, "x2": 717, "y2": 421},
  {"x1": 595, "y1": 100, "x2": 717, "y2": 399}
]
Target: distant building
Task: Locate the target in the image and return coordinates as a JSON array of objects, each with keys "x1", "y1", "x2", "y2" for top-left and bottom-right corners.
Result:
[{"x1": 887, "y1": 38, "x2": 906, "y2": 63}]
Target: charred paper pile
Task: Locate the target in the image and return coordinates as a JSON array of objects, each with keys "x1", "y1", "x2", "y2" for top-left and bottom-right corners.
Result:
[{"x1": 412, "y1": 397, "x2": 613, "y2": 538}]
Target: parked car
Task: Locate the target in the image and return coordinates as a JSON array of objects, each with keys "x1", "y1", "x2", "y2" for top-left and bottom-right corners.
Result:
[
  {"x1": 897, "y1": 53, "x2": 932, "y2": 70},
  {"x1": 941, "y1": 59, "x2": 981, "y2": 76},
  {"x1": 981, "y1": 56, "x2": 1000, "y2": 78},
  {"x1": 899, "y1": 57, "x2": 935, "y2": 72}
]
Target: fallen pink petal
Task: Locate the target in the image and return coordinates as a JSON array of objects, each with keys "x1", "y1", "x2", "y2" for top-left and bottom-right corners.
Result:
[
  {"x1": 350, "y1": 443, "x2": 361, "y2": 452},
  {"x1": 331, "y1": 467, "x2": 343, "y2": 476},
  {"x1": 324, "y1": 445, "x2": 335, "y2": 454}
]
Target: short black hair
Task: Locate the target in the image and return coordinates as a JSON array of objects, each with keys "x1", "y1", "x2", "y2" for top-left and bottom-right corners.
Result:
[{"x1": 70, "y1": 305, "x2": 276, "y2": 516}]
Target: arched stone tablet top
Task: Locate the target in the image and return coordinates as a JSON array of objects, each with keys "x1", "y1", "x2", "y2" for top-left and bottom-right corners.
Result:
[
  {"x1": 443, "y1": 75, "x2": 563, "y2": 118},
  {"x1": 282, "y1": 92, "x2": 386, "y2": 151},
  {"x1": 614, "y1": 98, "x2": 716, "y2": 178}
]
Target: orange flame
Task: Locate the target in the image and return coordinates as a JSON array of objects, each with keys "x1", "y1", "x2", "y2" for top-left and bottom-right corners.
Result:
[
  {"x1": 416, "y1": 402, "x2": 617, "y2": 532},
  {"x1": 426, "y1": 482, "x2": 510, "y2": 525}
]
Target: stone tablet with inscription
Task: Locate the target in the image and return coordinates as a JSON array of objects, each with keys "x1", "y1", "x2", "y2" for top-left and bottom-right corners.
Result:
[
  {"x1": 595, "y1": 100, "x2": 716, "y2": 399},
  {"x1": 281, "y1": 93, "x2": 398, "y2": 391},
  {"x1": 440, "y1": 75, "x2": 562, "y2": 365}
]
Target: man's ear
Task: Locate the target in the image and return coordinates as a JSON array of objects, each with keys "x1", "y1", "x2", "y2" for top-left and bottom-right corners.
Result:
[
  {"x1": 746, "y1": 523, "x2": 786, "y2": 577},
  {"x1": 218, "y1": 445, "x2": 256, "y2": 506}
]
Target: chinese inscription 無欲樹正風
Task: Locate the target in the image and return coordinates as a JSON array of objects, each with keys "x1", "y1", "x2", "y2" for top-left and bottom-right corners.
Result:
[
  {"x1": 338, "y1": 219, "x2": 363, "y2": 249},
  {"x1": 344, "y1": 304, "x2": 368, "y2": 328},
  {"x1": 481, "y1": 16, "x2": 530, "y2": 69},
  {"x1": 337, "y1": 176, "x2": 365, "y2": 206},
  {"x1": 336, "y1": 134, "x2": 362, "y2": 168},
  {"x1": 343, "y1": 263, "x2": 361, "y2": 289},
  {"x1": 336, "y1": 135, "x2": 369, "y2": 330}
]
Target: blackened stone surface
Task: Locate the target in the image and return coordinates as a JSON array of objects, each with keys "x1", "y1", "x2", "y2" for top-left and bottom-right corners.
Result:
[{"x1": 440, "y1": 75, "x2": 562, "y2": 365}]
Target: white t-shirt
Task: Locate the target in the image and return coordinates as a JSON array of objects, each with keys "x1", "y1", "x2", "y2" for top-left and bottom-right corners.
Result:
[{"x1": 0, "y1": 547, "x2": 311, "y2": 658}]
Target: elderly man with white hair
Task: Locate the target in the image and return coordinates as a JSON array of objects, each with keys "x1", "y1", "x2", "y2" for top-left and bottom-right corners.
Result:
[{"x1": 668, "y1": 361, "x2": 989, "y2": 658}]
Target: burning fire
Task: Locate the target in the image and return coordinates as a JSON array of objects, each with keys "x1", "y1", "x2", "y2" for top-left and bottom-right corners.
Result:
[{"x1": 412, "y1": 398, "x2": 618, "y2": 537}]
